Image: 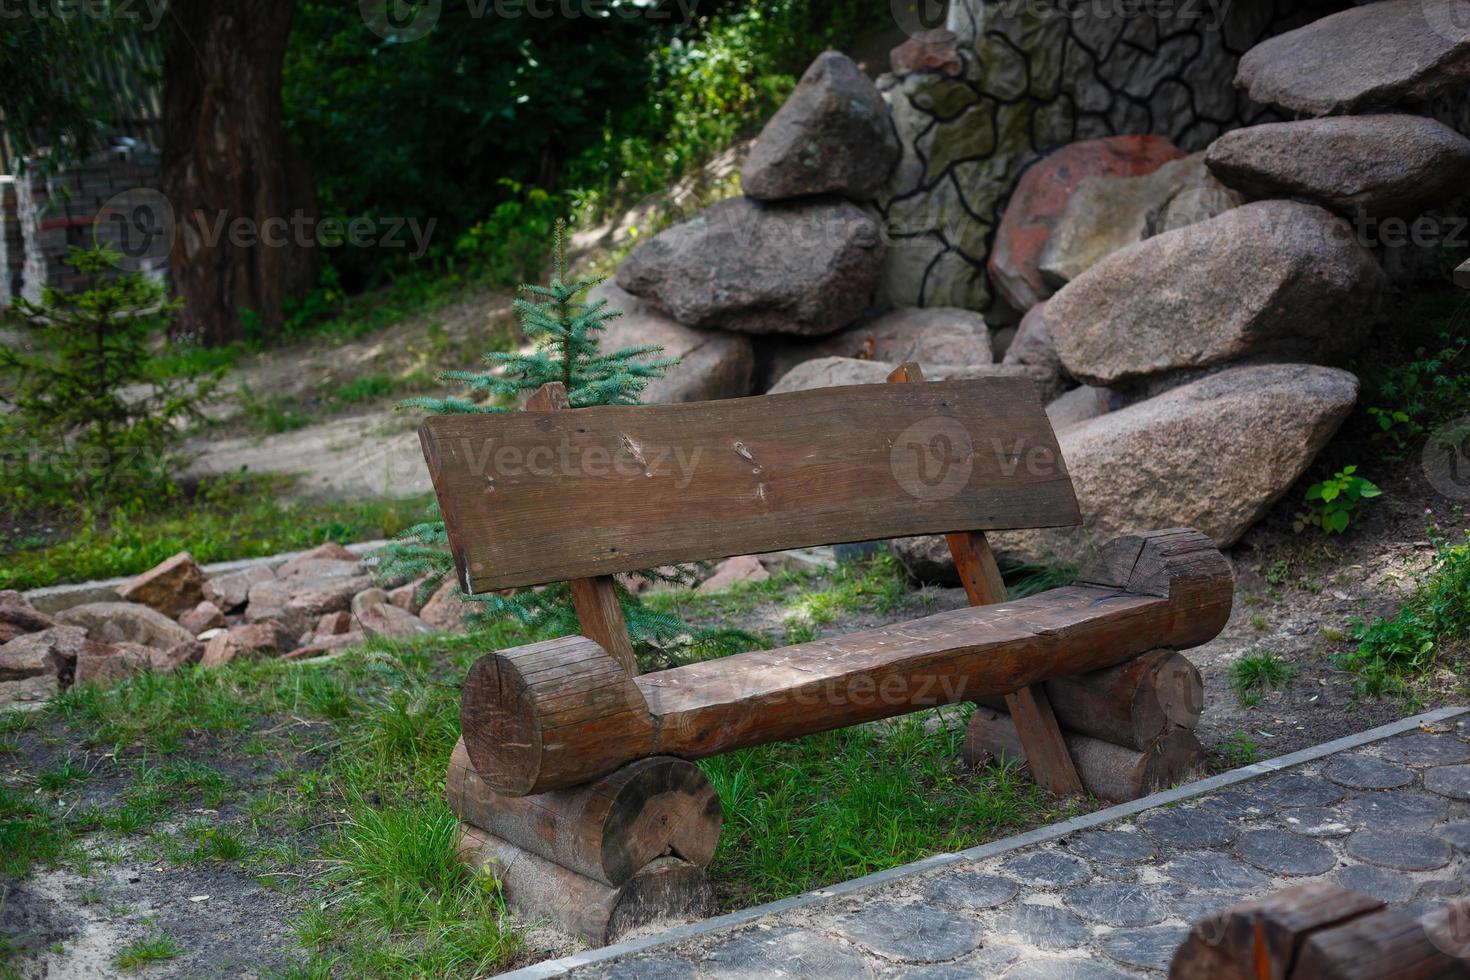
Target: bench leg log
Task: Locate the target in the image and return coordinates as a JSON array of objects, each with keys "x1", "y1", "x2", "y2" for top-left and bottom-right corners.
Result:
[
  {"x1": 446, "y1": 739, "x2": 721, "y2": 887},
  {"x1": 964, "y1": 705, "x2": 1204, "y2": 803},
  {"x1": 457, "y1": 824, "x2": 716, "y2": 946},
  {"x1": 976, "y1": 649, "x2": 1203, "y2": 751}
]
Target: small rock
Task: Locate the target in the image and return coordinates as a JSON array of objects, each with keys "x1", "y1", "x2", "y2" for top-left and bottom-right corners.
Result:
[
  {"x1": 386, "y1": 581, "x2": 421, "y2": 613},
  {"x1": 419, "y1": 578, "x2": 474, "y2": 633},
  {"x1": 615, "y1": 195, "x2": 885, "y2": 336},
  {"x1": 988, "y1": 134, "x2": 1186, "y2": 311},
  {"x1": 764, "y1": 306, "x2": 992, "y2": 389},
  {"x1": 741, "y1": 50, "x2": 899, "y2": 203},
  {"x1": 200, "y1": 621, "x2": 297, "y2": 669},
  {"x1": 151, "y1": 641, "x2": 204, "y2": 672},
  {"x1": 202, "y1": 564, "x2": 276, "y2": 613},
  {"x1": 1047, "y1": 200, "x2": 1387, "y2": 388},
  {"x1": 284, "y1": 632, "x2": 365, "y2": 660},
  {"x1": 589, "y1": 281, "x2": 755, "y2": 402},
  {"x1": 74, "y1": 641, "x2": 154, "y2": 687},
  {"x1": 1235, "y1": 0, "x2": 1470, "y2": 116},
  {"x1": 890, "y1": 28, "x2": 963, "y2": 76},
  {"x1": 0, "y1": 590, "x2": 56, "y2": 644},
  {"x1": 1206, "y1": 115, "x2": 1470, "y2": 220},
  {"x1": 357, "y1": 603, "x2": 435, "y2": 639},
  {"x1": 1001, "y1": 301, "x2": 1063, "y2": 400},
  {"x1": 1046, "y1": 385, "x2": 1116, "y2": 432},
  {"x1": 350, "y1": 588, "x2": 390, "y2": 618},
  {"x1": 697, "y1": 556, "x2": 771, "y2": 593},
  {"x1": 314, "y1": 611, "x2": 356, "y2": 637},
  {"x1": 118, "y1": 551, "x2": 206, "y2": 618},
  {"x1": 55, "y1": 602, "x2": 194, "y2": 651},
  {"x1": 276, "y1": 542, "x2": 358, "y2": 578},
  {"x1": 178, "y1": 601, "x2": 225, "y2": 636}
]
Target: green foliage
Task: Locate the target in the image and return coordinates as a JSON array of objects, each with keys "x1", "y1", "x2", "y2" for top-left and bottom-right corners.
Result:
[
  {"x1": 113, "y1": 934, "x2": 182, "y2": 971},
  {"x1": 1340, "y1": 533, "x2": 1470, "y2": 697},
  {"x1": 1228, "y1": 652, "x2": 1295, "y2": 707},
  {"x1": 1294, "y1": 465, "x2": 1381, "y2": 535},
  {"x1": 0, "y1": 246, "x2": 217, "y2": 511},
  {"x1": 1214, "y1": 731, "x2": 1261, "y2": 768}
]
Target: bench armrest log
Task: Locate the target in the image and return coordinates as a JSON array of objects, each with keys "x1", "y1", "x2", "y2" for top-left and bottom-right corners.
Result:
[
  {"x1": 446, "y1": 739, "x2": 721, "y2": 887},
  {"x1": 462, "y1": 528, "x2": 1232, "y2": 796}
]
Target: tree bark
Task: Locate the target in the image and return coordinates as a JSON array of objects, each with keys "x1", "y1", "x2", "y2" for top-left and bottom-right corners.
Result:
[{"x1": 161, "y1": 0, "x2": 315, "y2": 345}]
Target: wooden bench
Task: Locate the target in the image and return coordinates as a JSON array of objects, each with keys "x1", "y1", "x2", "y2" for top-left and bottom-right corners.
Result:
[{"x1": 419, "y1": 362, "x2": 1233, "y2": 942}]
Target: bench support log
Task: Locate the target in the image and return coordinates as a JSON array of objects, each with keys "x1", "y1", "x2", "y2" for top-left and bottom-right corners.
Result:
[
  {"x1": 963, "y1": 705, "x2": 1203, "y2": 803},
  {"x1": 446, "y1": 739, "x2": 721, "y2": 887},
  {"x1": 976, "y1": 649, "x2": 1203, "y2": 750},
  {"x1": 461, "y1": 527, "x2": 1231, "y2": 796},
  {"x1": 457, "y1": 824, "x2": 716, "y2": 946}
]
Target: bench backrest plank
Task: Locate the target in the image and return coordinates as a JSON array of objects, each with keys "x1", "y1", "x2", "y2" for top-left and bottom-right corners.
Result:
[{"x1": 421, "y1": 378, "x2": 1080, "y2": 593}]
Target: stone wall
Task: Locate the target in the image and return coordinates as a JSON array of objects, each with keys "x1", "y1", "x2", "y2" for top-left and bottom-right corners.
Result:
[{"x1": 875, "y1": 0, "x2": 1348, "y2": 313}]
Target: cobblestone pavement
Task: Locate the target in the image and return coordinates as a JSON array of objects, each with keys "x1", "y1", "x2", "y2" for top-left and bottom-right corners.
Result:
[{"x1": 508, "y1": 708, "x2": 1470, "y2": 979}]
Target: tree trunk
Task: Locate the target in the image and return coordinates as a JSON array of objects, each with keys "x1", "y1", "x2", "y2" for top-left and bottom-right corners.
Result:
[{"x1": 161, "y1": 0, "x2": 315, "y2": 346}]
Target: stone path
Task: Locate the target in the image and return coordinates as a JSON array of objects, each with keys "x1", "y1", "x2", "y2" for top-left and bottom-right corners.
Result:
[{"x1": 507, "y1": 707, "x2": 1469, "y2": 979}]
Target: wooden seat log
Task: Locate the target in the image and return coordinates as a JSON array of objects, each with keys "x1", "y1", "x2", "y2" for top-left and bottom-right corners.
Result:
[
  {"x1": 457, "y1": 824, "x2": 716, "y2": 945},
  {"x1": 458, "y1": 527, "x2": 1230, "y2": 796},
  {"x1": 962, "y1": 705, "x2": 1204, "y2": 802},
  {"x1": 446, "y1": 739, "x2": 721, "y2": 887},
  {"x1": 1169, "y1": 881, "x2": 1470, "y2": 979}
]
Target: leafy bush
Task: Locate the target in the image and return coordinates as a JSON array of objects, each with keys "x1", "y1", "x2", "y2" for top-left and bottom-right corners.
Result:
[
  {"x1": 1294, "y1": 465, "x2": 1381, "y2": 534},
  {"x1": 1340, "y1": 533, "x2": 1470, "y2": 696},
  {"x1": 0, "y1": 246, "x2": 216, "y2": 512}
]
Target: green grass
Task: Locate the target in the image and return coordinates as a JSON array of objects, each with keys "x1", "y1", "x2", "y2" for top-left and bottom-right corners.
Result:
[
  {"x1": 1213, "y1": 731, "x2": 1261, "y2": 768},
  {"x1": 1228, "y1": 652, "x2": 1296, "y2": 707},
  {"x1": 0, "y1": 474, "x2": 430, "y2": 590},
  {"x1": 1340, "y1": 532, "x2": 1470, "y2": 697},
  {"x1": 114, "y1": 933, "x2": 182, "y2": 971}
]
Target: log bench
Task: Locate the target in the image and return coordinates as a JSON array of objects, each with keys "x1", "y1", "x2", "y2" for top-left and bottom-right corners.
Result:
[{"x1": 418, "y1": 362, "x2": 1233, "y2": 942}]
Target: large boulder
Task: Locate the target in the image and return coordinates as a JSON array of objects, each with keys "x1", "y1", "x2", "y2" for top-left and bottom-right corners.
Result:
[
  {"x1": 987, "y1": 135, "x2": 1186, "y2": 312},
  {"x1": 614, "y1": 196, "x2": 885, "y2": 336},
  {"x1": 1047, "y1": 201, "x2": 1388, "y2": 388},
  {"x1": 357, "y1": 603, "x2": 435, "y2": 639},
  {"x1": 767, "y1": 356, "x2": 1061, "y2": 402},
  {"x1": 741, "y1": 50, "x2": 899, "y2": 202},
  {"x1": 1038, "y1": 153, "x2": 1243, "y2": 288},
  {"x1": 0, "y1": 626, "x2": 89, "y2": 703},
  {"x1": 118, "y1": 551, "x2": 206, "y2": 618},
  {"x1": 589, "y1": 282, "x2": 754, "y2": 402},
  {"x1": 1205, "y1": 115, "x2": 1470, "y2": 220},
  {"x1": 55, "y1": 602, "x2": 194, "y2": 650},
  {"x1": 0, "y1": 590, "x2": 56, "y2": 645},
  {"x1": 1235, "y1": 0, "x2": 1470, "y2": 116},
  {"x1": 764, "y1": 306, "x2": 992, "y2": 389},
  {"x1": 896, "y1": 364, "x2": 1359, "y2": 571}
]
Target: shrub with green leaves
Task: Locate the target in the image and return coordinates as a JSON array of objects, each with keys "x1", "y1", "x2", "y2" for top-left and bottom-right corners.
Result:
[
  {"x1": 1340, "y1": 532, "x2": 1470, "y2": 696},
  {"x1": 1294, "y1": 465, "x2": 1381, "y2": 535},
  {"x1": 0, "y1": 245, "x2": 216, "y2": 512}
]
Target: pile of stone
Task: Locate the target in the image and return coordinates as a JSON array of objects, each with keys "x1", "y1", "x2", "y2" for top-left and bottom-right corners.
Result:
[
  {"x1": 0, "y1": 544, "x2": 473, "y2": 708},
  {"x1": 604, "y1": 51, "x2": 1029, "y2": 402}
]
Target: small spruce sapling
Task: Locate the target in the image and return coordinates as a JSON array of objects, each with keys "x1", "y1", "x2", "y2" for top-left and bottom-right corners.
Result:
[
  {"x1": 0, "y1": 245, "x2": 215, "y2": 507},
  {"x1": 381, "y1": 221, "x2": 746, "y2": 664}
]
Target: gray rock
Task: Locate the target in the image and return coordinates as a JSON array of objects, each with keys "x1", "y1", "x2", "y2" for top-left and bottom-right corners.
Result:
[
  {"x1": 202, "y1": 564, "x2": 276, "y2": 613},
  {"x1": 1098, "y1": 924, "x2": 1191, "y2": 972},
  {"x1": 0, "y1": 590, "x2": 56, "y2": 644},
  {"x1": 764, "y1": 306, "x2": 992, "y2": 390},
  {"x1": 1063, "y1": 883, "x2": 1168, "y2": 927},
  {"x1": 1377, "y1": 732, "x2": 1470, "y2": 766},
  {"x1": 117, "y1": 551, "x2": 206, "y2": 619},
  {"x1": 1048, "y1": 201, "x2": 1387, "y2": 388},
  {"x1": 590, "y1": 281, "x2": 754, "y2": 403},
  {"x1": 742, "y1": 51, "x2": 899, "y2": 203},
  {"x1": 829, "y1": 901, "x2": 981, "y2": 962},
  {"x1": 1235, "y1": 0, "x2": 1470, "y2": 116},
  {"x1": 1345, "y1": 830, "x2": 1452, "y2": 871},
  {"x1": 1039, "y1": 153, "x2": 1242, "y2": 288},
  {"x1": 766, "y1": 356, "x2": 892, "y2": 392},
  {"x1": 1206, "y1": 115, "x2": 1470, "y2": 220},
  {"x1": 992, "y1": 363, "x2": 1359, "y2": 564},
  {"x1": 1001, "y1": 302, "x2": 1061, "y2": 384},
  {"x1": 1323, "y1": 753, "x2": 1417, "y2": 790},
  {"x1": 999, "y1": 849, "x2": 1090, "y2": 888},
  {"x1": 888, "y1": 533, "x2": 961, "y2": 587},
  {"x1": 920, "y1": 870, "x2": 1018, "y2": 910},
  {"x1": 1045, "y1": 385, "x2": 1116, "y2": 433},
  {"x1": 615, "y1": 196, "x2": 885, "y2": 336},
  {"x1": 1138, "y1": 807, "x2": 1236, "y2": 848},
  {"x1": 990, "y1": 903, "x2": 1090, "y2": 950},
  {"x1": 55, "y1": 601, "x2": 194, "y2": 651},
  {"x1": 1236, "y1": 829, "x2": 1336, "y2": 876},
  {"x1": 1426, "y1": 765, "x2": 1470, "y2": 799},
  {"x1": 1337, "y1": 865, "x2": 1415, "y2": 903},
  {"x1": 1065, "y1": 830, "x2": 1156, "y2": 864}
]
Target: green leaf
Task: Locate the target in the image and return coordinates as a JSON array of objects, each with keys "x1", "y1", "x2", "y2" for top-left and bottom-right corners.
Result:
[{"x1": 1325, "y1": 510, "x2": 1349, "y2": 533}]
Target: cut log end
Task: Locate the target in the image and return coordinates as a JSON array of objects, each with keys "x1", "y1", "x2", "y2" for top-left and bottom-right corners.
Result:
[{"x1": 1077, "y1": 528, "x2": 1234, "y2": 650}]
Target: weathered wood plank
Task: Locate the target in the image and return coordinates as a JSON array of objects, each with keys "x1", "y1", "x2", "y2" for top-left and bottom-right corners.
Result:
[
  {"x1": 420, "y1": 378, "x2": 1080, "y2": 592},
  {"x1": 460, "y1": 528, "x2": 1232, "y2": 795},
  {"x1": 446, "y1": 740, "x2": 721, "y2": 887}
]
